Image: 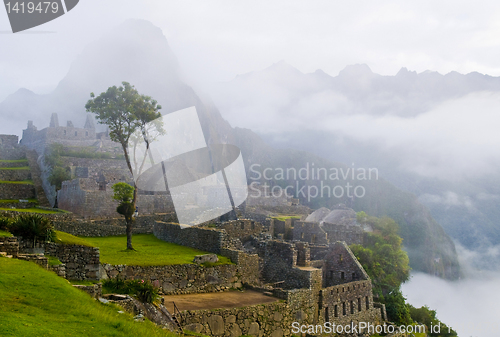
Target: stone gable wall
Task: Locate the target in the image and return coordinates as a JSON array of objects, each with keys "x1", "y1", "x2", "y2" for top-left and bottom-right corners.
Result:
[{"x1": 323, "y1": 241, "x2": 369, "y2": 287}]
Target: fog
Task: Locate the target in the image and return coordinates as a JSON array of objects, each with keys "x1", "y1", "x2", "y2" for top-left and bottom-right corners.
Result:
[{"x1": 4, "y1": 1, "x2": 500, "y2": 101}]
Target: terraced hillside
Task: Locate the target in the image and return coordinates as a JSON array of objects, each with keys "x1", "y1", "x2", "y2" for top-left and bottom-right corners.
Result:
[{"x1": 0, "y1": 135, "x2": 57, "y2": 214}]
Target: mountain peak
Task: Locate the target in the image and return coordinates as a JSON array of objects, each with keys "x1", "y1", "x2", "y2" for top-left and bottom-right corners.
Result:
[{"x1": 338, "y1": 64, "x2": 374, "y2": 77}]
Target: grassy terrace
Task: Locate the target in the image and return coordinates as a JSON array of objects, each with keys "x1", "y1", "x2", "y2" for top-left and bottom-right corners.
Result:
[
  {"x1": 0, "y1": 199, "x2": 38, "y2": 204},
  {"x1": 84, "y1": 234, "x2": 233, "y2": 266},
  {"x1": 0, "y1": 208, "x2": 67, "y2": 214},
  {"x1": 0, "y1": 159, "x2": 28, "y2": 164},
  {"x1": 0, "y1": 258, "x2": 178, "y2": 337},
  {"x1": 272, "y1": 215, "x2": 302, "y2": 222},
  {"x1": 0, "y1": 166, "x2": 30, "y2": 170},
  {"x1": 0, "y1": 180, "x2": 34, "y2": 185}
]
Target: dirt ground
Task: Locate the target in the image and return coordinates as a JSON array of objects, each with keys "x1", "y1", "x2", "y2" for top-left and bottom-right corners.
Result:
[{"x1": 162, "y1": 290, "x2": 278, "y2": 312}]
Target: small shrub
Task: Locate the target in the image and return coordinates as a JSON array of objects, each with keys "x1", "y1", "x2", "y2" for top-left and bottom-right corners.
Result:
[
  {"x1": 0, "y1": 216, "x2": 11, "y2": 231},
  {"x1": 103, "y1": 277, "x2": 159, "y2": 304},
  {"x1": 9, "y1": 214, "x2": 55, "y2": 246}
]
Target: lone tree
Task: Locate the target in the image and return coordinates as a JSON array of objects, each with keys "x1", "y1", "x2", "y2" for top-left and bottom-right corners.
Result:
[{"x1": 86, "y1": 82, "x2": 163, "y2": 250}]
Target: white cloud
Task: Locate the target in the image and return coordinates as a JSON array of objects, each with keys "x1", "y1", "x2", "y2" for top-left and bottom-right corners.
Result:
[{"x1": 402, "y1": 271, "x2": 500, "y2": 337}]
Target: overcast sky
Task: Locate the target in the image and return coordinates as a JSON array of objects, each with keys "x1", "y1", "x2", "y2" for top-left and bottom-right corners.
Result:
[{"x1": 2, "y1": 0, "x2": 500, "y2": 101}]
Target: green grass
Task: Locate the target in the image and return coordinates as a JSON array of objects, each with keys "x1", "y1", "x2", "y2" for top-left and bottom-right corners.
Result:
[
  {"x1": 0, "y1": 166, "x2": 30, "y2": 170},
  {"x1": 84, "y1": 234, "x2": 233, "y2": 266},
  {"x1": 0, "y1": 229, "x2": 12, "y2": 237},
  {"x1": 0, "y1": 208, "x2": 67, "y2": 214},
  {"x1": 46, "y1": 255, "x2": 62, "y2": 266},
  {"x1": 272, "y1": 215, "x2": 302, "y2": 222},
  {"x1": 54, "y1": 231, "x2": 94, "y2": 247},
  {"x1": 0, "y1": 199, "x2": 38, "y2": 204},
  {"x1": 0, "y1": 258, "x2": 178, "y2": 337},
  {"x1": 0, "y1": 180, "x2": 34, "y2": 185},
  {"x1": 0, "y1": 159, "x2": 28, "y2": 163}
]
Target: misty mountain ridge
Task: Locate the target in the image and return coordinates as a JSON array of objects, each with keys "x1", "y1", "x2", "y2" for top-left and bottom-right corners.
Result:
[
  {"x1": 0, "y1": 19, "x2": 460, "y2": 279},
  {"x1": 210, "y1": 59, "x2": 500, "y2": 268}
]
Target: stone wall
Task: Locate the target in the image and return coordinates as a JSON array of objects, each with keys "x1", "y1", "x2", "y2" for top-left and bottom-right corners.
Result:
[
  {"x1": 0, "y1": 236, "x2": 19, "y2": 256},
  {"x1": 0, "y1": 135, "x2": 19, "y2": 148},
  {"x1": 220, "y1": 248, "x2": 260, "y2": 285},
  {"x1": 0, "y1": 169, "x2": 31, "y2": 181},
  {"x1": 102, "y1": 263, "x2": 242, "y2": 295},
  {"x1": 271, "y1": 219, "x2": 294, "y2": 240},
  {"x1": 73, "y1": 283, "x2": 102, "y2": 299},
  {"x1": 216, "y1": 220, "x2": 264, "y2": 241},
  {"x1": 58, "y1": 178, "x2": 175, "y2": 217},
  {"x1": 293, "y1": 221, "x2": 329, "y2": 245},
  {"x1": 0, "y1": 144, "x2": 25, "y2": 160},
  {"x1": 320, "y1": 280, "x2": 383, "y2": 329},
  {"x1": 45, "y1": 243, "x2": 100, "y2": 280},
  {"x1": 154, "y1": 222, "x2": 230, "y2": 255},
  {"x1": 181, "y1": 302, "x2": 297, "y2": 337},
  {"x1": 322, "y1": 222, "x2": 364, "y2": 246},
  {"x1": 0, "y1": 183, "x2": 36, "y2": 199},
  {"x1": 53, "y1": 214, "x2": 175, "y2": 237},
  {"x1": 17, "y1": 254, "x2": 48, "y2": 269}
]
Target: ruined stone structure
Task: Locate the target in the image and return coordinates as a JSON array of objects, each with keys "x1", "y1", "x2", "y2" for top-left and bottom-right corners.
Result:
[
  {"x1": 153, "y1": 222, "x2": 385, "y2": 336},
  {"x1": 21, "y1": 114, "x2": 98, "y2": 153},
  {"x1": 293, "y1": 205, "x2": 364, "y2": 246}
]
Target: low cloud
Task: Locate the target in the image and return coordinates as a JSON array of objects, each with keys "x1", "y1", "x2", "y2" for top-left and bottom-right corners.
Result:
[
  {"x1": 419, "y1": 191, "x2": 476, "y2": 211},
  {"x1": 402, "y1": 272, "x2": 500, "y2": 337}
]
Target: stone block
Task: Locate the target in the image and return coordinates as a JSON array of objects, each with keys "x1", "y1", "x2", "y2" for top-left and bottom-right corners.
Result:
[
  {"x1": 206, "y1": 315, "x2": 225, "y2": 336},
  {"x1": 193, "y1": 254, "x2": 219, "y2": 264}
]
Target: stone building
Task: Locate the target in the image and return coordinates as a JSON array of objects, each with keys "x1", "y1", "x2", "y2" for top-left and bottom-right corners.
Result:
[{"x1": 293, "y1": 204, "x2": 364, "y2": 245}]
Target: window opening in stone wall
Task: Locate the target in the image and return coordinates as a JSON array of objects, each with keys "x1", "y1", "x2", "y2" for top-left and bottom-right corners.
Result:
[
  {"x1": 358, "y1": 298, "x2": 362, "y2": 311},
  {"x1": 366, "y1": 296, "x2": 369, "y2": 309},
  {"x1": 241, "y1": 222, "x2": 245, "y2": 229},
  {"x1": 350, "y1": 300, "x2": 354, "y2": 314},
  {"x1": 342, "y1": 302, "x2": 346, "y2": 316},
  {"x1": 334, "y1": 305, "x2": 338, "y2": 317},
  {"x1": 339, "y1": 254, "x2": 343, "y2": 262},
  {"x1": 341, "y1": 271, "x2": 345, "y2": 280},
  {"x1": 324, "y1": 307, "x2": 329, "y2": 322},
  {"x1": 352, "y1": 272, "x2": 356, "y2": 280},
  {"x1": 301, "y1": 232, "x2": 304, "y2": 239}
]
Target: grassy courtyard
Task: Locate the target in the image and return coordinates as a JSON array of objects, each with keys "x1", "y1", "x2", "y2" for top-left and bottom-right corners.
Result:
[
  {"x1": 0, "y1": 257, "x2": 177, "y2": 337},
  {"x1": 84, "y1": 234, "x2": 233, "y2": 266}
]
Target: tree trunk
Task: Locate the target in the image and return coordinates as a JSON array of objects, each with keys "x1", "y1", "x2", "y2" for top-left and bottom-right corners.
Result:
[{"x1": 126, "y1": 182, "x2": 138, "y2": 250}]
